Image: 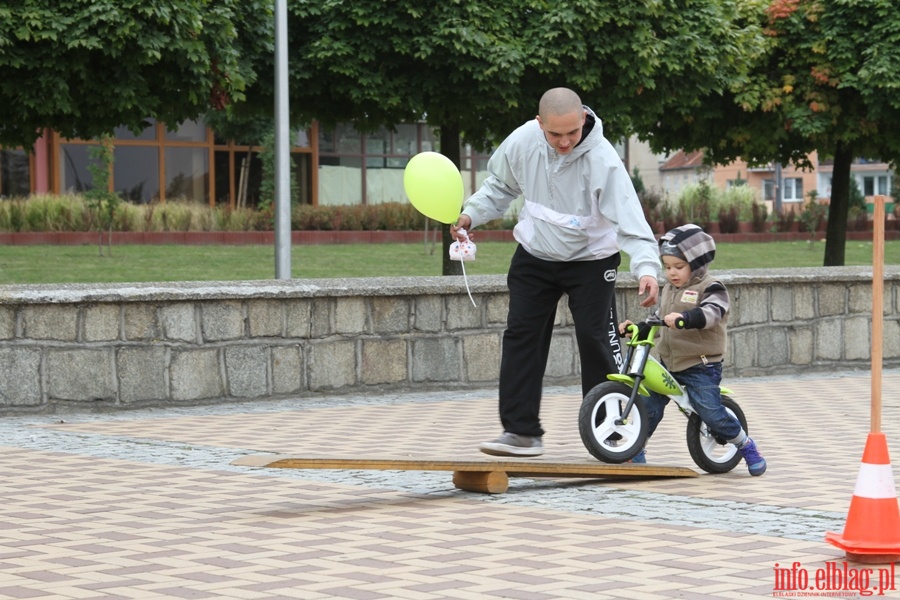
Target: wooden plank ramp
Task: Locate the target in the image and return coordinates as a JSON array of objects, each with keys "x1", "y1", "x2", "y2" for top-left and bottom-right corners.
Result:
[{"x1": 232, "y1": 454, "x2": 698, "y2": 494}]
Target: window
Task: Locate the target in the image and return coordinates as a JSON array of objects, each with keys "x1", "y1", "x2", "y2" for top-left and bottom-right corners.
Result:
[
  {"x1": 863, "y1": 175, "x2": 890, "y2": 196},
  {"x1": 783, "y1": 177, "x2": 803, "y2": 202},
  {"x1": 114, "y1": 146, "x2": 159, "y2": 203},
  {"x1": 0, "y1": 149, "x2": 30, "y2": 197},
  {"x1": 762, "y1": 179, "x2": 775, "y2": 201}
]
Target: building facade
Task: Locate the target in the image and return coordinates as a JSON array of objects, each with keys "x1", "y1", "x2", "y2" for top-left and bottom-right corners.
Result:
[{"x1": 1, "y1": 119, "x2": 894, "y2": 216}]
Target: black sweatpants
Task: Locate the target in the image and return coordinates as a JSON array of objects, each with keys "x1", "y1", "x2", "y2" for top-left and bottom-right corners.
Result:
[{"x1": 498, "y1": 245, "x2": 622, "y2": 437}]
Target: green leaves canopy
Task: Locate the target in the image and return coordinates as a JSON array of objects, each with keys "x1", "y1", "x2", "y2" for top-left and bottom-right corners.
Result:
[
  {"x1": 0, "y1": 0, "x2": 272, "y2": 148},
  {"x1": 282, "y1": 0, "x2": 761, "y2": 151}
]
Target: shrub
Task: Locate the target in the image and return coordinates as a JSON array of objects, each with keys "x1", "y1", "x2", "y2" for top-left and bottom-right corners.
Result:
[
  {"x1": 751, "y1": 202, "x2": 768, "y2": 233},
  {"x1": 717, "y1": 205, "x2": 740, "y2": 234},
  {"x1": 774, "y1": 209, "x2": 795, "y2": 233},
  {"x1": 660, "y1": 201, "x2": 686, "y2": 232},
  {"x1": 677, "y1": 182, "x2": 717, "y2": 230},
  {"x1": 799, "y1": 191, "x2": 827, "y2": 236}
]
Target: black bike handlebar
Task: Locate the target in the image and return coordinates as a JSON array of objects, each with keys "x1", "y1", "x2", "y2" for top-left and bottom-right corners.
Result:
[{"x1": 643, "y1": 315, "x2": 686, "y2": 329}]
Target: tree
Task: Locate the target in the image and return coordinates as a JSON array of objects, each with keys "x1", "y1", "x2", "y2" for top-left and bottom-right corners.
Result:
[
  {"x1": 643, "y1": 0, "x2": 900, "y2": 266},
  {"x1": 273, "y1": 0, "x2": 761, "y2": 274},
  {"x1": 0, "y1": 1, "x2": 272, "y2": 149}
]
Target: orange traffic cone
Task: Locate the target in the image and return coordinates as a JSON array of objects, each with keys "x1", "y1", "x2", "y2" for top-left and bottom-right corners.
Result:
[{"x1": 826, "y1": 432, "x2": 900, "y2": 563}]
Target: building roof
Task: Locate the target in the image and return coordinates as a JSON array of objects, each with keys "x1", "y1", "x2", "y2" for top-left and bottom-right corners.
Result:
[{"x1": 659, "y1": 150, "x2": 705, "y2": 172}]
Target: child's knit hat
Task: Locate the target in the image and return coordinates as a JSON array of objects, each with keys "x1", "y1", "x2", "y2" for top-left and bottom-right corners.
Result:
[{"x1": 658, "y1": 224, "x2": 716, "y2": 272}]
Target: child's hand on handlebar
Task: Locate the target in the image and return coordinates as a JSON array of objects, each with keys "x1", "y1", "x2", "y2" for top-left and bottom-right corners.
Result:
[
  {"x1": 618, "y1": 320, "x2": 635, "y2": 337},
  {"x1": 663, "y1": 312, "x2": 685, "y2": 329}
]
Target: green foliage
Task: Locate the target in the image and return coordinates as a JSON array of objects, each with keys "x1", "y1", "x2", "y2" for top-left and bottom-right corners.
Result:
[
  {"x1": 644, "y1": 0, "x2": 900, "y2": 265},
  {"x1": 84, "y1": 137, "x2": 121, "y2": 254},
  {"x1": 750, "y1": 202, "x2": 768, "y2": 233},
  {"x1": 848, "y1": 177, "x2": 866, "y2": 211},
  {"x1": 720, "y1": 185, "x2": 759, "y2": 221},
  {"x1": 676, "y1": 182, "x2": 718, "y2": 230},
  {"x1": 0, "y1": 1, "x2": 273, "y2": 148},
  {"x1": 277, "y1": 0, "x2": 761, "y2": 150},
  {"x1": 799, "y1": 191, "x2": 827, "y2": 237},
  {"x1": 774, "y1": 208, "x2": 795, "y2": 233},
  {"x1": 630, "y1": 168, "x2": 646, "y2": 196},
  {"x1": 256, "y1": 128, "x2": 303, "y2": 212}
]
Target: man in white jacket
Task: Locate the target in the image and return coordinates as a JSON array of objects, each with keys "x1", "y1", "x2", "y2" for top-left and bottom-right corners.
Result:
[{"x1": 451, "y1": 87, "x2": 659, "y2": 457}]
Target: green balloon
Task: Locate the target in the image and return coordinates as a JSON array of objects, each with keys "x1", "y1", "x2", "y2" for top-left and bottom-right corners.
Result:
[{"x1": 403, "y1": 152, "x2": 464, "y2": 224}]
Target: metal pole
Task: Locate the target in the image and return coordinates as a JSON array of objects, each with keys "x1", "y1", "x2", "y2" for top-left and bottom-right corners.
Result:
[{"x1": 273, "y1": 0, "x2": 291, "y2": 279}]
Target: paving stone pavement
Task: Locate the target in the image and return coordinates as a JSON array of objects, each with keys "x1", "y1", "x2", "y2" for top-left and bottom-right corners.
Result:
[{"x1": 2, "y1": 370, "x2": 900, "y2": 599}]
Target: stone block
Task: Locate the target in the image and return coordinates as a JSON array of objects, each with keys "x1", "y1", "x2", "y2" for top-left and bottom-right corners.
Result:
[
  {"x1": 160, "y1": 303, "x2": 197, "y2": 342},
  {"x1": 370, "y1": 297, "x2": 410, "y2": 334},
  {"x1": 308, "y1": 340, "x2": 356, "y2": 390},
  {"x1": 361, "y1": 338, "x2": 407, "y2": 385},
  {"x1": 285, "y1": 299, "x2": 312, "y2": 338},
  {"x1": 446, "y1": 295, "x2": 481, "y2": 330},
  {"x1": 770, "y1": 287, "x2": 793, "y2": 322},
  {"x1": 272, "y1": 345, "x2": 303, "y2": 395},
  {"x1": 843, "y1": 316, "x2": 870, "y2": 361},
  {"x1": 815, "y1": 319, "x2": 842, "y2": 360},
  {"x1": 730, "y1": 330, "x2": 757, "y2": 370},
  {"x1": 47, "y1": 349, "x2": 116, "y2": 402},
  {"x1": 411, "y1": 337, "x2": 459, "y2": 382},
  {"x1": 731, "y1": 287, "x2": 768, "y2": 326},
  {"x1": 201, "y1": 301, "x2": 245, "y2": 341},
  {"x1": 788, "y1": 326, "x2": 814, "y2": 365},
  {"x1": 0, "y1": 348, "x2": 42, "y2": 406},
  {"x1": 117, "y1": 347, "x2": 168, "y2": 403},
  {"x1": 484, "y1": 294, "x2": 509, "y2": 326},
  {"x1": 335, "y1": 297, "x2": 366, "y2": 334},
  {"x1": 83, "y1": 304, "x2": 120, "y2": 342},
  {"x1": 413, "y1": 295, "x2": 443, "y2": 333},
  {"x1": 123, "y1": 303, "x2": 160, "y2": 341},
  {"x1": 170, "y1": 349, "x2": 223, "y2": 401},
  {"x1": 462, "y1": 333, "x2": 501, "y2": 382},
  {"x1": 848, "y1": 286, "x2": 873, "y2": 314},
  {"x1": 225, "y1": 346, "x2": 269, "y2": 398},
  {"x1": 247, "y1": 300, "x2": 284, "y2": 338},
  {"x1": 21, "y1": 305, "x2": 77, "y2": 341},
  {"x1": 817, "y1": 285, "x2": 846, "y2": 317},
  {"x1": 0, "y1": 306, "x2": 14, "y2": 340},
  {"x1": 793, "y1": 286, "x2": 816, "y2": 320},
  {"x1": 309, "y1": 299, "x2": 332, "y2": 338},
  {"x1": 756, "y1": 328, "x2": 789, "y2": 368},
  {"x1": 884, "y1": 320, "x2": 900, "y2": 359},
  {"x1": 546, "y1": 333, "x2": 575, "y2": 377}
]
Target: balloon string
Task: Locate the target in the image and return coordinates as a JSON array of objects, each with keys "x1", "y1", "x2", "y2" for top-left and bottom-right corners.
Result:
[{"x1": 460, "y1": 259, "x2": 476, "y2": 307}]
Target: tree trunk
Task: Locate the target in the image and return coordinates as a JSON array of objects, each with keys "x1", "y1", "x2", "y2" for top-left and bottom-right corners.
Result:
[
  {"x1": 824, "y1": 142, "x2": 853, "y2": 266},
  {"x1": 440, "y1": 122, "x2": 463, "y2": 276}
]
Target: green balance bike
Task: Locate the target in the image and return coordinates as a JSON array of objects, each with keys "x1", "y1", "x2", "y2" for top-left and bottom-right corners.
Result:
[{"x1": 578, "y1": 316, "x2": 748, "y2": 473}]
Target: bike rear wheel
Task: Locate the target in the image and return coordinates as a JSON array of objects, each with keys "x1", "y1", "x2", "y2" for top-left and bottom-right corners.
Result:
[
  {"x1": 685, "y1": 395, "x2": 747, "y2": 473},
  {"x1": 579, "y1": 382, "x2": 648, "y2": 463}
]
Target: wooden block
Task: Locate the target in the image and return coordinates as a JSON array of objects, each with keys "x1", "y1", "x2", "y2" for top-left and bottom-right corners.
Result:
[{"x1": 452, "y1": 470, "x2": 509, "y2": 494}]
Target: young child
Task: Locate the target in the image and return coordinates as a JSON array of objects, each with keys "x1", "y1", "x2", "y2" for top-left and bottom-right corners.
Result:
[{"x1": 620, "y1": 224, "x2": 766, "y2": 476}]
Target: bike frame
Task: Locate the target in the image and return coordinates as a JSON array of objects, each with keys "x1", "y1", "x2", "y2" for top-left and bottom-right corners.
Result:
[{"x1": 608, "y1": 321, "x2": 733, "y2": 423}]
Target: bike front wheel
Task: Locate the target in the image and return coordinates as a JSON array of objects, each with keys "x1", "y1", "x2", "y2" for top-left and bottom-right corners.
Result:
[
  {"x1": 579, "y1": 382, "x2": 648, "y2": 463},
  {"x1": 685, "y1": 395, "x2": 747, "y2": 474}
]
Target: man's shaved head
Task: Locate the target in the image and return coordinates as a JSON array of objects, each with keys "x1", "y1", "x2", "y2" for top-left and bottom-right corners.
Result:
[{"x1": 539, "y1": 88, "x2": 583, "y2": 119}]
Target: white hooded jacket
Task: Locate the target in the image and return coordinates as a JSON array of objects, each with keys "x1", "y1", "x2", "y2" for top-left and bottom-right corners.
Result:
[{"x1": 461, "y1": 106, "x2": 659, "y2": 280}]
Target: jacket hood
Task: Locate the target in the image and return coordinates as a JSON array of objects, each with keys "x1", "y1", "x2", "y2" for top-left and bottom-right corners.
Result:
[{"x1": 658, "y1": 223, "x2": 715, "y2": 272}]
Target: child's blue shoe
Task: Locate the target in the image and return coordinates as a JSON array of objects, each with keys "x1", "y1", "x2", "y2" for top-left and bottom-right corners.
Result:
[
  {"x1": 738, "y1": 438, "x2": 766, "y2": 476},
  {"x1": 629, "y1": 449, "x2": 646, "y2": 464}
]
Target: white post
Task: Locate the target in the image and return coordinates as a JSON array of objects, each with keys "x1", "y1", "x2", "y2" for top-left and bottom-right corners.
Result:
[{"x1": 273, "y1": 0, "x2": 291, "y2": 279}]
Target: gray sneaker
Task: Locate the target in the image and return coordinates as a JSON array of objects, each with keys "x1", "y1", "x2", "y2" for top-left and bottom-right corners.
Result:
[{"x1": 479, "y1": 432, "x2": 543, "y2": 457}]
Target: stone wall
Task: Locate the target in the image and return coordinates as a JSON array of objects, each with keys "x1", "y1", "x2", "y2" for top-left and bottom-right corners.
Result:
[{"x1": 0, "y1": 266, "x2": 897, "y2": 413}]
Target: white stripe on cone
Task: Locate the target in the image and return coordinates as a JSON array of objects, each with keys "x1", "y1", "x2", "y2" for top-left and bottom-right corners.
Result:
[{"x1": 853, "y1": 463, "x2": 899, "y2": 499}]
